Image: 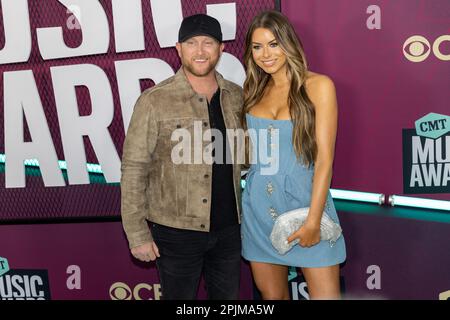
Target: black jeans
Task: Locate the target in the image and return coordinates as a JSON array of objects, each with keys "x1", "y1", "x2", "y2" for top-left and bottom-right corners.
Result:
[{"x1": 151, "y1": 223, "x2": 241, "y2": 300}]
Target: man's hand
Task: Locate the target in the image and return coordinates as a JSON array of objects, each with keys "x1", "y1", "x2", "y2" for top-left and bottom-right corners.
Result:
[{"x1": 131, "y1": 241, "x2": 160, "y2": 262}]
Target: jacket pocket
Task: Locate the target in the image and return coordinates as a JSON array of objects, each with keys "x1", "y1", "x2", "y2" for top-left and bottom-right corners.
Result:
[
  {"x1": 160, "y1": 117, "x2": 195, "y2": 141},
  {"x1": 160, "y1": 117, "x2": 195, "y2": 164}
]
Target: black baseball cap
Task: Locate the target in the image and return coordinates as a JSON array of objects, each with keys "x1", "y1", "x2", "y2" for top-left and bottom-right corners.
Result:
[{"x1": 178, "y1": 14, "x2": 223, "y2": 43}]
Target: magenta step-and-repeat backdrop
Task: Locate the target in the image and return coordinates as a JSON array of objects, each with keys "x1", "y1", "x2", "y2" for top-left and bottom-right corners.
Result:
[
  {"x1": 1, "y1": 0, "x2": 449, "y2": 300},
  {"x1": 283, "y1": 0, "x2": 449, "y2": 200}
]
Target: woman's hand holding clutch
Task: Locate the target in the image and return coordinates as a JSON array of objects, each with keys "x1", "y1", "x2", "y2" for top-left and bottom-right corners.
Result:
[{"x1": 287, "y1": 220, "x2": 321, "y2": 248}]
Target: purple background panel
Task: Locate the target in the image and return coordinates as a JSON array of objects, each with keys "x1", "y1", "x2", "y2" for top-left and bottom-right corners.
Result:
[
  {"x1": 0, "y1": 221, "x2": 254, "y2": 300},
  {"x1": 282, "y1": 0, "x2": 450, "y2": 200},
  {"x1": 338, "y1": 212, "x2": 450, "y2": 299},
  {"x1": 1, "y1": 210, "x2": 449, "y2": 299}
]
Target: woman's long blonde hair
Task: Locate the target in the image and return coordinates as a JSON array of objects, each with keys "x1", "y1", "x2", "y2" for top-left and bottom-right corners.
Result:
[{"x1": 242, "y1": 10, "x2": 317, "y2": 166}]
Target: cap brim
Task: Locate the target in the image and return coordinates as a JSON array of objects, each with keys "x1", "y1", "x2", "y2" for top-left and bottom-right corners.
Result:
[{"x1": 179, "y1": 33, "x2": 222, "y2": 43}]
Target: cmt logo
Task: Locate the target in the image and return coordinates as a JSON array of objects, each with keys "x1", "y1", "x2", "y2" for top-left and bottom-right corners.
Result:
[
  {"x1": 403, "y1": 35, "x2": 450, "y2": 62},
  {"x1": 0, "y1": 257, "x2": 10, "y2": 277},
  {"x1": 415, "y1": 113, "x2": 450, "y2": 139},
  {"x1": 403, "y1": 113, "x2": 450, "y2": 194},
  {"x1": 109, "y1": 282, "x2": 162, "y2": 300}
]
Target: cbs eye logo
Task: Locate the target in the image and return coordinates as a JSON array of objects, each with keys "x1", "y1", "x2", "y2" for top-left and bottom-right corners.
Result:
[
  {"x1": 403, "y1": 35, "x2": 450, "y2": 62},
  {"x1": 110, "y1": 282, "x2": 132, "y2": 300},
  {"x1": 109, "y1": 282, "x2": 162, "y2": 300}
]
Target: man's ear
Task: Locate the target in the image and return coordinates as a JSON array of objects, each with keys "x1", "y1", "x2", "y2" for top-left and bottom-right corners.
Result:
[
  {"x1": 218, "y1": 42, "x2": 225, "y2": 58},
  {"x1": 175, "y1": 42, "x2": 182, "y2": 58}
]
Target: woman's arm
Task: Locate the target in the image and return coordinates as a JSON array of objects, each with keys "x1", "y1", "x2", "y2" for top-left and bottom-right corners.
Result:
[{"x1": 287, "y1": 74, "x2": 338, "y2": 247}]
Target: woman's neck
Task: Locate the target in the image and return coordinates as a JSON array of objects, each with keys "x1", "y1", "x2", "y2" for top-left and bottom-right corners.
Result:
[{"x1": 269, "y1": 67, "x2": 290, "y2": 89}]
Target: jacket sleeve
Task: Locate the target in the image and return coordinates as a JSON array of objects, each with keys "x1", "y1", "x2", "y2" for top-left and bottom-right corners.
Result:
[{"x1": 120, "y1": 91, "x2": 158, "y2": 249}]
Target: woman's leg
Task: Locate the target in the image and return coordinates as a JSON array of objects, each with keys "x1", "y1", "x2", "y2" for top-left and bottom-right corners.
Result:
[
  {"x1": 250, "y1": 261, "x2": 290, "y2": 300},
  {"x1": 301, "y1": 264, "x2": 341, "y2": 300}
]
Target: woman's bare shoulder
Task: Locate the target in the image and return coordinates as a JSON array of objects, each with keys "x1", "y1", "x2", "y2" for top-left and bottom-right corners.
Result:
[
  {"x1": 305, "y1": 71, "x2": 334, "y2": 89},
  {"x1": 304, "y1": 71, "x2": 336, "y2": 105}
]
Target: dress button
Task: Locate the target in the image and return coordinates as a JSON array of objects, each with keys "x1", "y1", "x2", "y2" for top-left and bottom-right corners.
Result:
[
  {"x1": 202, "y1": 198, "x2": 208, "y2": 203},
  {"x1": 176, "y1": 124, "x2": 181, "y2": 128},
  {"x1": 203, "y1": 122, "x2": 208, "y2": 127},
  {"x1": 204, "y1": 174, "x2": 209, "y2": 178},
  {"x1": 199, "y1": 98, "x2": 204, "y2": 103},
  {"x1": 200, "y1": 224, "x2": 205, "y2": 229}
]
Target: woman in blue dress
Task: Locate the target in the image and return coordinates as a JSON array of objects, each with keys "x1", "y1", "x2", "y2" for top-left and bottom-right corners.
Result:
[{"x1": 241, "y1": 11, "x2": 346, "y2": 300}]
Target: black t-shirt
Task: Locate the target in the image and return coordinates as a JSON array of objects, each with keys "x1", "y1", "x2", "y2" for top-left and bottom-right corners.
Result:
[{"x1": 207, "y1": 88, "x2": 239, "y2": 231}]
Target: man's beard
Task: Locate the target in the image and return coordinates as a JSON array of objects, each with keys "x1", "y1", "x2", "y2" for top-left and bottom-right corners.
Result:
[{"x1": 183, "y1": 57, "x2": 218, "y2": 77}]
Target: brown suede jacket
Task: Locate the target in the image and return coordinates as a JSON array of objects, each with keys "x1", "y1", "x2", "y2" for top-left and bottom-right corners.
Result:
[{"x1": 121, "y1": 68, "x2": 243, "y2": 248}]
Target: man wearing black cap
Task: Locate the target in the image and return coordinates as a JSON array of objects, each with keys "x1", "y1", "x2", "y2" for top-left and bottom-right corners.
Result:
[{"x1": 121, "y1": 14, "x2": 243, "y2": 299}]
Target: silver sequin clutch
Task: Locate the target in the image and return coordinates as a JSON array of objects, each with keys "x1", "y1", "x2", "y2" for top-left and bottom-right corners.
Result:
[{"x1": 270, "y1": 207, "x2": 343, "y2": 255}]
